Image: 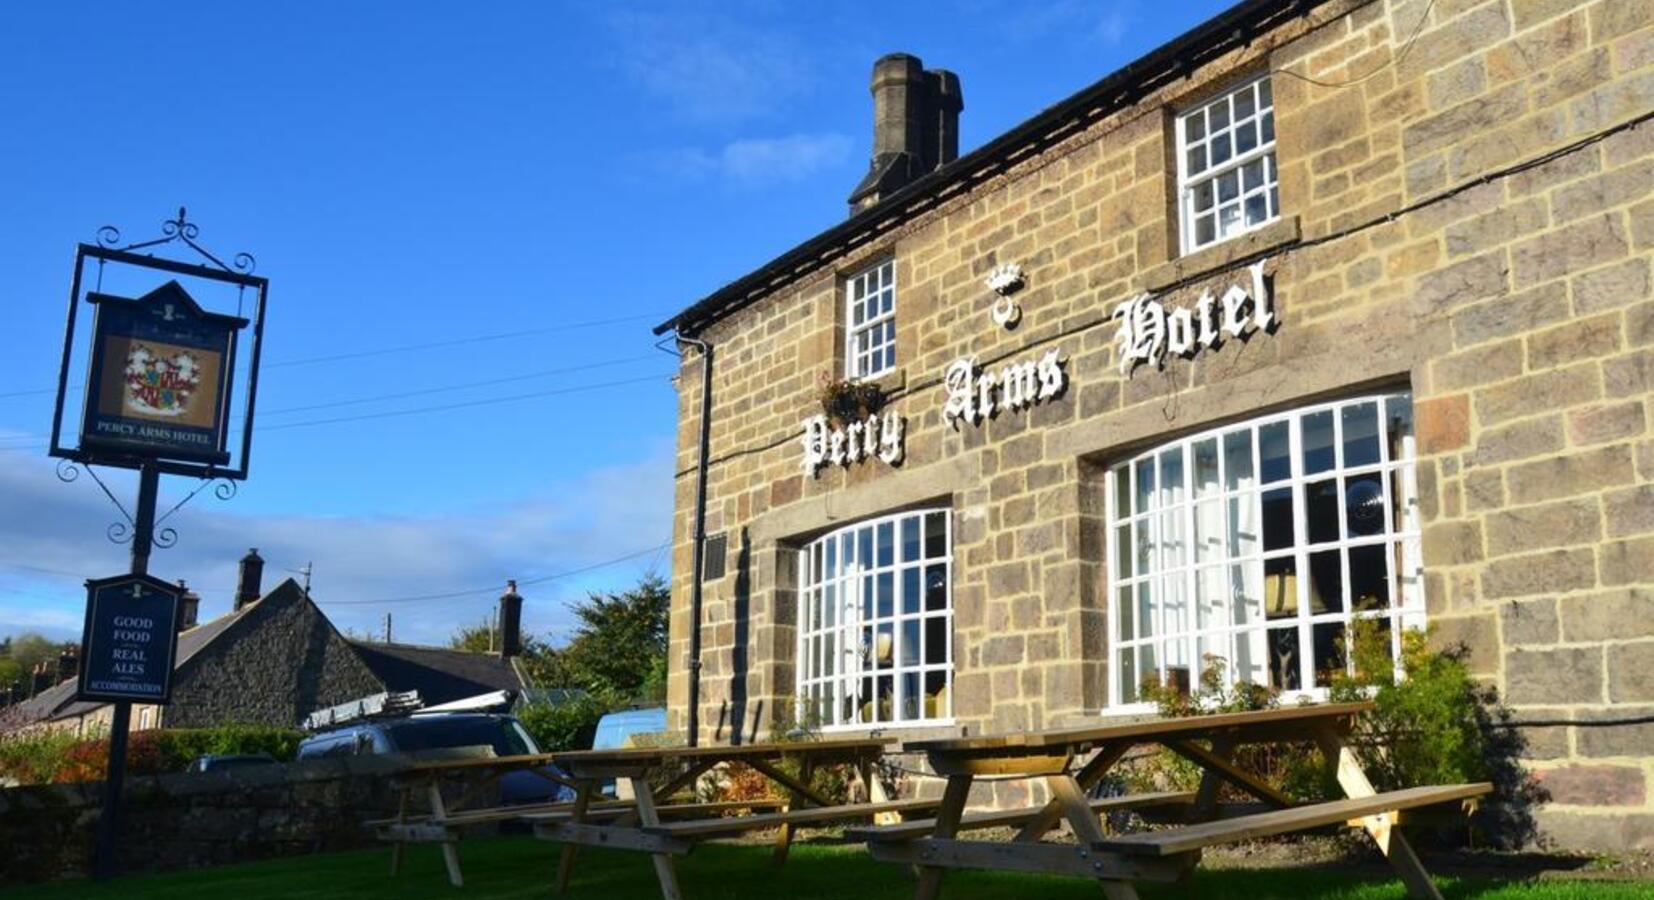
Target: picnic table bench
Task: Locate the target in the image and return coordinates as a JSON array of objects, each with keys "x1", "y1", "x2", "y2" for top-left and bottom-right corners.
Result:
[
  {"x1": 853, "y1": 702, "x2": 1490, "y2": 900},
  {"x1": 538, "y1": 737, "x2": 934, "y2": 899},
  {"x1": 370, "y1": 752, "x2": 583, "y2": 886}
]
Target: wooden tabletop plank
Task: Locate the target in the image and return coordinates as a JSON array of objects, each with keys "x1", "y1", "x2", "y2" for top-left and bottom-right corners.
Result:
[
  {"x1": 905, "y1": 702, "x2": 1376, "y2": 755},
  {"x1": 395, "y1": 753, "x2": 563, "y2": 776},
  {"x1": 553, "y1": 736, "x2": 896, "y2": 766}
]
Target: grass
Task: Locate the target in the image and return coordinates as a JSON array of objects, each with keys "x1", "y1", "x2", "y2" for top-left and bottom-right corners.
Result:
[{"x1": 6, "y1": 837, "x2": 1645, "y2": 900}]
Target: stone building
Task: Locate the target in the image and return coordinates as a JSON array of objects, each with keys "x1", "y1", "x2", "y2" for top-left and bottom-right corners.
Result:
[
  {"x1": 653, "y1": 0, "x2": 1654, "y2": 849},
  {"x1": 12, "y1": 551, "x2": 381, "y2": 734}
]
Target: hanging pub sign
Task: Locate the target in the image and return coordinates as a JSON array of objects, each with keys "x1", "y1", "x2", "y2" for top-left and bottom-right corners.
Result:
[
  {"x1": 77, "y1": 574, "x2": 183, "y2": 704},
  {"x1": 50, "y1": 208, "x2": 269, "y2": 482},
  {"x1": 79, "y1": 281, "x2": 245, "y2": 465}
]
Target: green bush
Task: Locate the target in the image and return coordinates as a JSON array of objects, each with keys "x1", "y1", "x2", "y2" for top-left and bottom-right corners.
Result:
[
  {"x1": 1122, "y1": 623, "x2": 1541, "y2": 848},
  {"x1": 0, "y1": 724, "x2": 303, "y2": 785},
  {"x1": 517, "y1": 695, "x2": 607, "y2": 753}
]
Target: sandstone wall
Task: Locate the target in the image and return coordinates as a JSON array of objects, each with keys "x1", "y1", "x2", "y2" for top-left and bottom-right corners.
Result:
[{"x1": 665, "y1": 0, "x2": 1654, "y2": 849}]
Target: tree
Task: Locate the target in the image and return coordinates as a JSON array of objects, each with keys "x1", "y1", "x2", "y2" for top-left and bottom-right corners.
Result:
[
  {"x1": 0, "y1": 633, "x2": 63, "y2": 688},
  {"x1": 449, "y1": 620, "x2": 497, "y2": 653},
  {"x1": 525, "y1": 574, "x2": 669, "y2": 705}
]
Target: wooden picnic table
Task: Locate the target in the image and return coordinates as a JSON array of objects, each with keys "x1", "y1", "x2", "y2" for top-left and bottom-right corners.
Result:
[
  {"x1": 851, "y1": 701, "x2": 1490, "y2": 900},
  {"x1": 373, "y1": 752, "x2": 582, "y2": 886},
  {"x1": 537, "y1": 737, "x2": 935, "y2": 899}
]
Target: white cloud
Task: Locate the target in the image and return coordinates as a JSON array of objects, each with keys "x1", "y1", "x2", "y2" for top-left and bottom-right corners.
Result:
[
  {"x1": 0, "y1": 447, "x2": 674, "y2": 647},
  {"x1": 649, "y1": 133, "x2": 853, "y2": 187},
  {"x1": 604, "y1": 9, "x2": 814, "y2": 123}
]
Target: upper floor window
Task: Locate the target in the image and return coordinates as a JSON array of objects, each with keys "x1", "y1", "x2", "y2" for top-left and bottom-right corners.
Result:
[
  {"x1": 846, "y1": 259, "x2": 896, "y2": 380},
  {"x1": 1178, "y1": 76, "x2": 1279, "y2": 253},
  {"x1": 798, "y1": 509, "x2": 952, "y2": 728},
  {"x1": 1106, "y1": 394, "x2": 1424, "y2": 709}
]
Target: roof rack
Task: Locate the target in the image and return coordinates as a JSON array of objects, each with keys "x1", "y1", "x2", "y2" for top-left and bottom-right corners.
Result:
[{"x1": 302, "y1": 690, "x2": 422, "y2": 731}]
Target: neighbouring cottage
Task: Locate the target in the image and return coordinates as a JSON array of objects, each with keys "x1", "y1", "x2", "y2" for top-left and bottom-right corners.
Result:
[
  {"x1": 5, "y1": 558, "x2": 543, "y2": 733},
  {"x1": 654, "y1": 0, "x2": 1654, "y2": 851}
]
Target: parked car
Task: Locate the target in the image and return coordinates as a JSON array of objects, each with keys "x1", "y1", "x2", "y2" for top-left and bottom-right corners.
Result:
[
  {"x1": 186, "y1": 753, "x2": 278, "y2": 774},
  {"x1": 296, "y1": 712, "x2": 572, "y2": 805},
  {"x1": 592, "y1": 706, "x2": 667, "y2": 796}
]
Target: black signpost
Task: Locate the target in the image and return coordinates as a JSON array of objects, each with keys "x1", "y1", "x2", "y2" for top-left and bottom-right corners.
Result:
[{"x1": 48, "y1": 209, "x2": 267, "y2": 879}]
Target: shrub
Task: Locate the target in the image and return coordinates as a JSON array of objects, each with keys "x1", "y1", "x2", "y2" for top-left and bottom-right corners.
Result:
[
  {"x1": 0, "y1": 724, "x2": 303, "y2": 785},
  {"x1": 517, "y1": 694, "x2": 607, "y2": 753}
]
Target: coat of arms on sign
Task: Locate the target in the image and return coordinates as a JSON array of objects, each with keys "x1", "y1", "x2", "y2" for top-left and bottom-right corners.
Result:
[{"x1": 123, "y1": 344, "x2": 201, "y2": 417}]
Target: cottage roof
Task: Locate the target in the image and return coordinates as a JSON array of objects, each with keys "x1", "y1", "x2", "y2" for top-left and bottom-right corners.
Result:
[
  {"x1": 346, "y1": 641, "x2": 528, "y2": 707},
  {"x1": 653, "y1": 0, "x2": 1331, "y2": 339}
]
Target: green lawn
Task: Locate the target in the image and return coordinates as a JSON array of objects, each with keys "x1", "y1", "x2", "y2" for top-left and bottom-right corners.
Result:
[{"x1": 7, "y1": 837, "x2": 1643, "y2": 900}]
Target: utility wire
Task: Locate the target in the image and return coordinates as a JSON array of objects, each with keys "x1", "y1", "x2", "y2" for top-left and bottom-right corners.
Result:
[
  {"x1": 319, "y1": 542, "x2": 670, "y2": 605},
  {"x1": 257, "y1": 373, "x2": 670, "y2": 432},
  {"x1": 1271, "y1": 0, "x2": 1438, "y2": 88},
  {"x1": 0, "y1": 311, "x2": 670, "y2": 401}
]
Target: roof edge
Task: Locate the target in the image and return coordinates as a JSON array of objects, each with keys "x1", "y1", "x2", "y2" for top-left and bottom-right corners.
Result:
[{"x1": 654, "y1": 0, "x2": 1339, "y2": 338}]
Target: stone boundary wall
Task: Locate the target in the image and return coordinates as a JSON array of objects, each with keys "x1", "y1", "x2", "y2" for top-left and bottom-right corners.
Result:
[{"x1": 0, "y1": 754, "x2": 430, "y2": 884}]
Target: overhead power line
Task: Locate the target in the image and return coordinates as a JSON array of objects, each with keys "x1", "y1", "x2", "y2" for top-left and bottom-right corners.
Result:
[
  {"x1": 319, "y1": 542, "x2": 670, "y2": 605},
  {"x1": 257, "y1": 373, "x2": 670, "y2": 432},
  {"x1": 0, "y1": 310, "x2": 670, "y2": 401}
]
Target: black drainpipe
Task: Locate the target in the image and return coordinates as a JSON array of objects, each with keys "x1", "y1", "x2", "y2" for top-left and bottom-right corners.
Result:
[{"x1": 677, "y1": 333, "x2": 714, "y2": 748}]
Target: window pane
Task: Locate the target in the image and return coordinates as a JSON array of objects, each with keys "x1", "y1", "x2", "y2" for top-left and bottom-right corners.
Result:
[
  {"x1": 1224, "y1": 430, "x2": 1254, "y2": 490},
  {"x1": 1260, "y1": 421, "x2": 1291, "y2": 482},
  {"x1": 1232, "y1": 561, "x2": 1262, "y2": 626},
  {"x1": 1218, "y1": 169, "x2": 1239, "y2": 203},
  {"x1": 925, "y1": 564, "x2": 947, "y2": 611},
  {"x1": 1209, "y1": 98, "x2": 1230, "y2": 129},
  {"x1": 1118, "y1": 649, "x2": 1138, "y2": 704},
  {"x1": 1306, "y1": 479, "x2": 1340, "y2": 544},
  {"x1": 1193, "y1": 179, "x2": 1214, "y2": 212},
  {"x1": 1195, "y1": 214, "x2": 1216, "y2": 247},
  {"x1": 1349, "y1": 544, "x2": 1389, "y2": 611},
  {"x1": 1264, "y1": 555, "x2": 1297, "y2": 620},
  {"x1": 1235, "y1": 86, "x2": 1256, "y2": 119},
  {"x1": 877, "y1": 522, "x2": 894, "y2": 568},
  {"x1": 1193, "y1": 438, "x2": 1220, "y2": 497},
  {"x1": 925, "y1": 670, "x2": 948, "y2": 717},
  {"x1": 1188, "y1": 145, "x2": 1207, "y2": 175},
  {"x1": 1218, "y1": 203, "x2": 1242, "y2": 238},
  {"x1": 1113, "y1": 467, "x2": 1131, "y2": 518},
  {"x1": 1245, "y1": 193, "x2": 1268, "y2": 227},
  {"x1": 1135, "y1": 458, "x2": 1156, "y2": 512},
  {"x1": 1197, "y1": 565, "x2": 1226, "y2": 630},
  {"x1": 1135, "y1": 520, "x2": 1154, "y2": 573},
  {"x1": 901, "y1": 672, "x2": 921, "y2": 721},
  {"x1": 1116, "y1": 585, "x2": 1135, "y2": 640},
  {"x1": 1160, "y1": 448, "x2": 1185, "y2": 505},
  {"x1": 1187, "y1": 110, "x2": 1206, "y2": 141},
  {"x1": 1115, "y1": 523, "x2": 1133, "y2": 579},
  {"x1": 1138, "y1": 581, "x2": 1156, "y2": 638},
  {"x1": 1212, "y1": 133, "x2": 1232, "y2": 165},
  {"x1": 1194, "y1": 498, "x2": 1223, "y2": 563},
  {"x1": 925, "y1": 512, "x2": 947, "y2": 557},
  {"x1": 1261, "y1": 486, "x2": 1294, "y2": 551},
  {"x1": 1341, "y1": 402, "x2": 1381, "y2": 467},
  {"x1": 1308, "y1": 549, "x2": 1343, "y2": 615},
  {"x1": 926, "y1": 616, "x2": 948, "y2": 665},
  {"x1": 903, "y1": 567, "x2": 921, "y2": 615},
  {"x1": 1313, "y1": 621, "x2": 1347, "y2": 687},
  {"x1": 1268, "y1": 628, "x2": 1301, "y2": 691},
  {"x1": 1345, "y1": 473, "x2": 1386, "y2": 537},
  {"x1": 1301, "y1": 410, "x2": 1335, "y2": 475},
  {"x1": 1228, "y1": 495, "x2": 1258, "y2": 556},
  {"x1": 1236, "y1": 121, "x2": 1257, "y2": 154},
  {"x1": 901, "y1": 619, "x2": 920, "y2": 667},
  {"x1": 1386, "y1": 394, "x2": 1414, "y2": 462},
  {"x1": 1261, "y1": 111, "x2": 1275, "y2": 144},
  {"x1": 1259, "y1": 78, "x2": 1272, "y2": 107}
]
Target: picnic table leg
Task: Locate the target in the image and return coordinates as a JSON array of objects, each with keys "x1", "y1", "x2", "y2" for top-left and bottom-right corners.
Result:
[
  {"x1": 389, "y1": 784, "x2": 411, "y2": 876},
  {"x1": 1014, "y1": 742, "x2": 1129, "y2": 842},
  {"x1": 772, "y1": 757, "x2": 815, "y2": 867},
  {"x1": 630, "y1": 775, "x2": 685, "y2": 900},
  {"x1": 1047, "y1": 774, "x2": 1141, "y2": 900},
  {"x1": 426, "y1": 782, "x2": 464, "y2": 888},
  {"x1": 555, "y1": 779, "x2": 596, "y2": 895},
  {"x1": 1187, "y1": 735, "x2": 1237, "y2": 823},
  {"x1": 914, "y1": 773, "x2": 972, "y2": 900},
  {"x1": 1312, "y1": 727, "x2": 1442, "y2": 900}
]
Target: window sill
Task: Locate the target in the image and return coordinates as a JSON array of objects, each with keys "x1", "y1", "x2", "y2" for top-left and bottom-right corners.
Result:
[
  {"x1": 858, "y1": 367, "x2": 906, "y2": 397},
  {"x1": 1142, "y1": 215, "x2": 1300, "y2": 294}
]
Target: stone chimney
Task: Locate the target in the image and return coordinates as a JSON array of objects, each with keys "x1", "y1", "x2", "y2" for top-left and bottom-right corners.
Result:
[
  {"x1": 177, "y1": 580, "x2": 200, "y2": 631},
  {"x1": 499, "y1": 581, "x2": 524, "y2": 658},
  {"x1": 848, "y1": 53, "x2": 964, "y2": 214},
  {"x1": 56, "y1": 648, "x2": 76, "y2": 685},
  {"x1": 236, "y1": 548, "x2": 264, "y2": 611},
  {"x1": 30, "y1": 663, "x2": 52, "y2": 698}
]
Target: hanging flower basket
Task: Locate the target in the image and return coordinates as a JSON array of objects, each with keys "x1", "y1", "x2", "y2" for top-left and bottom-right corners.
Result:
[{"x1": 816, "y1": 373, "x2": 886, "y2": 426}]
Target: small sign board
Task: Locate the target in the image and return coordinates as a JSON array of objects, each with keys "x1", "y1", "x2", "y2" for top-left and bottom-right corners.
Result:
[
  {"x1": 78, "y1": 281, "x2": 247, "y2": 465},
  {"x1": 77, "y1": 574, "x2": 183, "y2": 704}
]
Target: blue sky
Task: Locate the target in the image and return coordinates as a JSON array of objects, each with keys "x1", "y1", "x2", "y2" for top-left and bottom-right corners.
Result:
[{"x1": 0, "y1": 0, "x2": 1234, "y2": 646}]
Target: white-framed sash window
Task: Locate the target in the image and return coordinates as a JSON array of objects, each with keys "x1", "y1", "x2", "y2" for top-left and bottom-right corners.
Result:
[
  {"x1": 798, "y1": 509, "x2": 952, "y2": 728},
  {"x1": 1177, "y1": 75, "x2": 1279, "y2": 253},
  {"x1": 1106, "y1": 393, "x2": 1424, "y2": 708},
  {"x1": 846, "y1": 259, "x2": 896, "y2": 380}
]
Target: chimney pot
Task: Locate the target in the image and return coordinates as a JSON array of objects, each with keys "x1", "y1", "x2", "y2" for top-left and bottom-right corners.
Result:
[
  {"x1": 849, "y1": 53, "x2": 964, "y2": 214},
  {"x1": 499, "y1": 581, "x2": 524, "y2": 658},
  {"x1": 56, "y1": 648, "x2": 76, "y2": 685},
  {"x1": 177, "y1": 579, "x2": 200, "y2": 631},
  {"x1": 30, "y1": 663, "x2": 52, "y2": 698},
  {"x1": 236, "y1": 548, "x2": 264, "y2": 611}
]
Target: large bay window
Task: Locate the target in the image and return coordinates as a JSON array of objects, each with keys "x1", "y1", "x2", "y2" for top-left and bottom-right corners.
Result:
[
  {"x1": 1106, "y1": 394, "x2": 1424, "y2": 707},
  {"x1": 798, "y1": 509, "x2": 952, "y2": 728}
]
